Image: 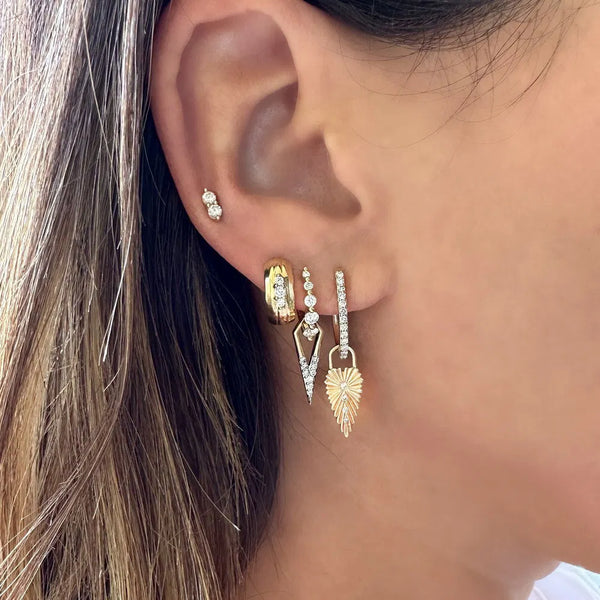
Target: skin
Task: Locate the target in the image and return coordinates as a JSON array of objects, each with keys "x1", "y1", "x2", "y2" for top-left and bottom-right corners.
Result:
[{"x1": 150, "y1": 0, "x2": 600, "y2": 598}]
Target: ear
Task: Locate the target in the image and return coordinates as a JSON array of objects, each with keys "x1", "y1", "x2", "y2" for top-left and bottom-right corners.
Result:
[{"x1": 150, "y1": 0, "x2": 393, "y2": 314}]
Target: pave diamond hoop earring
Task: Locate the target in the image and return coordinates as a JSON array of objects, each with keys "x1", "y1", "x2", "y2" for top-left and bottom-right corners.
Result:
[
  {"x1": 264, "y1": 259, "x2": 297, "y2": 324},
  {"x1": 202, "y1": 188, "x2": 223, "y2": 221},
  {"x1": 333, "y1": 270, "x2": 349, "y2": 359},
  {"x1": 293, "y1": 267, "x2": 322, "y2": 404},
  {"x1": 325, "y1": 269, "x2": 364, "y2": 437}
]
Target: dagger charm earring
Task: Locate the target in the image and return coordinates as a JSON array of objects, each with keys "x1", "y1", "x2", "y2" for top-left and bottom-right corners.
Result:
[{"x1": 293, "y1": 267, "x2": 322, "y2": 404}]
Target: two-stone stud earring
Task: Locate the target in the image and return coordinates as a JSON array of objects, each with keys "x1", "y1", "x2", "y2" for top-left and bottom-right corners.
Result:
[
  {"x1": 263, "y1": 260, "x2": 364, "y2": 437},
  {"x1": 202, "y1": 188, "x2": 223, "y2": 221}
]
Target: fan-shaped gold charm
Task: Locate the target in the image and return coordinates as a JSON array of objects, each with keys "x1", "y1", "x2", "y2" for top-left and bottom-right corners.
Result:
[{"x1": 325, "y1": 346, "x2": 363, "y2": 437}]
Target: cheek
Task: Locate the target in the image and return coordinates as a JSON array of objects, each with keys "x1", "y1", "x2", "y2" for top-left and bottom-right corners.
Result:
[
  {"x1": 443, "y1": 10, "x2": 600, "y2": 472},
  {"x1": 393, "y1": 43, "x2": 600, "y2": 558},
  {"x1": 367, "y1": 4, "x2": 600, "y2": 560},
  {"x1": 433, "y1": 11, "x2": 600, "y2": 480},
  {"x1": 395, "y1": 196, "x2": 600, "y2": 563},
  {"x1": 401, "y1": 185, "x2": 600, "y2": 452}
]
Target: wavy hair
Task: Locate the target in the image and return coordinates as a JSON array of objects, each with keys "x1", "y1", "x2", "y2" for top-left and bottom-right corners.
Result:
[{"x1": 0, "y1": 1, "x2": 553, "y2": 598}]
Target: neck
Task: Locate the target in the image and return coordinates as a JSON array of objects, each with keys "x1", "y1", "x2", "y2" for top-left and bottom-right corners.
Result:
[{"x1": 240, "y1": 293, "x2": 558, "y2": 600}]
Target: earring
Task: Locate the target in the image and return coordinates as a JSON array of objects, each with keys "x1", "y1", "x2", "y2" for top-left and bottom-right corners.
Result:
[
  {"x1": 264, "y1": 259, "x2": 296, "y2": 324},
  {"x1": 333, "y1": 270, "x2": 349, "y2": 359},
  {"x1": 325, "y1": 269, "x2": 363, "y2": 438},
  {"x1": 293, "y1": 267, "x2": 322, "y2": 404},
  {"x1": 202, "y1": 188, "x2": 223, "y2": 221}
]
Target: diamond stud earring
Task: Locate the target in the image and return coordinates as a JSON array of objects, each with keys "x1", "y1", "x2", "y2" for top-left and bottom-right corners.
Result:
[
  {"x1": 202, "y1": 188, "x2": 223, "y2": 221},
  {"x1": 325, "y1": 269, "x2": 364, "y2": 437},
  {"x1": 264, "y1": 259, "x2": 297, "y2": 325},
  {"x1": 293, "y1": 267, "x2": 322, "y2": 404}
]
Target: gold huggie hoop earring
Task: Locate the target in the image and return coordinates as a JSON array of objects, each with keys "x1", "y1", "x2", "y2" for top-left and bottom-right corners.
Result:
[
  {"x1": 264, "y1": 259, "x2": 297, "y2": 324},
  {"x1": 325, "y1": 269, "x2": 364, "y2": 437},
  {"x1": 202, "y1": 188, "x2": 223, "y2": 221},
  {"x1": 293, "y1": 267, "x2": 322, "y2": 404}
]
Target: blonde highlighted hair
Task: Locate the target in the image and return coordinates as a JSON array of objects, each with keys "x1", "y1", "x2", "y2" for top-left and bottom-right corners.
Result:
[{"x1": 0, "y1": 2, "x2": 279, "y2": 598}]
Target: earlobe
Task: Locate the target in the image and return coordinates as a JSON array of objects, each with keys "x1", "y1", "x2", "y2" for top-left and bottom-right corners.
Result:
[{"x1": 150, "y1": 0, "x2": 393, "y2": 315}]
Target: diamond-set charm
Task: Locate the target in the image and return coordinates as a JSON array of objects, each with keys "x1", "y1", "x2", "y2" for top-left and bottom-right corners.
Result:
[
  {"x1": 202, "y1": 188, "x2": 223, "y2": 221},
  {"x1": 293, "y1": 266, "x2": 322, "y2": 403},
  {"x1": 264, "y1": 260, "x2": 296, "y2": 325},
  {"x1": 299, "y1": 354, "x2": 320, "y2": 401},
  {"x1": 293, "y1": 318, "x2": 322, "y2": 404}
]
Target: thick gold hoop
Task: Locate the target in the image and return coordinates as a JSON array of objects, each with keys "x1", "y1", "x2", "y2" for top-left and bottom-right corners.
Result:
[
  {"x1": 292, "y1": 266, "x2": 322, "y2": 404},
  {"x1": 264, "y1": 259, "x2": 297, "y2": 325}
]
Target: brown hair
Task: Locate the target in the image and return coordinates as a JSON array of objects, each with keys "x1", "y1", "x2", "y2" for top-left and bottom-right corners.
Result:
[
  {"x1": 0, "y1": 0, "x2": 552, "y2": 598},
  {"x1": 0, "y1": 1, "x2": 278, "y2": 598}
]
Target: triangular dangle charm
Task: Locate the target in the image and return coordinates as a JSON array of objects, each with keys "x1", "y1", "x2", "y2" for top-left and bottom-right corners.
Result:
[
  {"x1": 293, "y1": 318, "x2": 323, "y2": 404},
  {"x1": 325, "y1": 345, "x2": 363, "y2": 437},
  {"x1": 291, "y1": 266, "x2": 322, "y2": 404}
]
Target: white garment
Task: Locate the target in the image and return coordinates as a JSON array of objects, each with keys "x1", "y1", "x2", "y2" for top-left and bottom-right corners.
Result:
[{"x1": 530, "y1": 563, "x2": 600, "y2": 600}]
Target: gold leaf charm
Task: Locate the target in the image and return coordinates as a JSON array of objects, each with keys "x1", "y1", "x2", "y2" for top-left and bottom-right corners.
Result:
[{"x1": 325, "y1": 346, "x2": 363, "y2": 437}]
